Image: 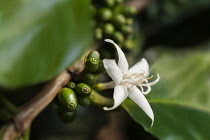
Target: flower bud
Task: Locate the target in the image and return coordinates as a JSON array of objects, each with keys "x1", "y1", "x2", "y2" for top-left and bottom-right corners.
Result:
[
  {"x1": 82, "y1": 73, "x2": 97, "y2": 86},
  {"x1": 113, "y1": 31, "x2": 124, "y2": 43},
  {"x1": 123, "y1": 6, "x2": 137, "y2": 17},
  {"x1": 98, "y1": 8, "x2": 113, "y2": 21},
  {"x1": 104, "y1": 0, "x2": 115, "y2": 7},
  {"x1": 121, "y1": 25, "x2": 133, "y2": 35},
  {"x1": 87, "y1": 51, "x2": 100, "y2": 60},
  {"x1": 75, "y1": 83, "x2": 92, "y2": 96},
  {"x1": 124, "y1": 39, "x2": 135, "y2": 50},
  {"x1": 58, "y1": 88, "x2": 78, "y2": 111},
  {"x1": 85, "y1": 57, "x2": 99, "y2": 72},
  {"x1": 58, "y1": 110, "x2": 76, "y2": 123},
  {"x1": 103, "y1": 23, "x2": 115, "y2": 35},
  {"x1": 95, "y1": 28, "x2": 103, "y2": 40},
  {"x1": 115, "y1": 0, "x2": 123, "y2": 4},
  {"x1": 78, "y1": 96, "x2": 91, "y2": 107},
  {"x1": 67, "y1": 82, "x2": 76, "y2": 89},
  {"x1": 126, "y1": 18, "x2": 133, "y2": 25},
  {"x1": 113, "y1": 14, "x2": 126, "y2": 26}
]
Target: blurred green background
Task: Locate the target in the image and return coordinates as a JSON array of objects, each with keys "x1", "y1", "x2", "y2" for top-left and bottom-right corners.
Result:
[{"x1": 1, "y1": 0, "x2": 210, "y2": 140}]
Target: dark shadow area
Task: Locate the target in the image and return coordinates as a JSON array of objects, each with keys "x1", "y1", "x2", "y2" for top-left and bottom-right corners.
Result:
[{"x1": 139, "y1": 6, "x2": 210, "y2": 49}]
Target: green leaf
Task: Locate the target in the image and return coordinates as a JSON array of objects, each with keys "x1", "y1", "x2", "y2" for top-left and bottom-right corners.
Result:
[
  {"x1": 123, "y1": 47, "x2": 210, "y2": 140},
  {"x1": 0, "y1": 0, "x2": 93, "y2": 89}
]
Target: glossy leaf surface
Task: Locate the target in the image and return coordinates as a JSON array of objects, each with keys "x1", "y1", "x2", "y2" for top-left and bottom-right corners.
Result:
[
  {"x1": 123, "y1": 47, "x2": 210, "y2": 140},
  {"x1": 0, "y1": 0, "x2": 92, "y2": 88}
]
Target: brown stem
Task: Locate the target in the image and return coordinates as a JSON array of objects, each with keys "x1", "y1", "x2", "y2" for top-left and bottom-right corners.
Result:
[
  {"x1": 1, "y1": 42, "x2": 109, "y2": 140},
  {"x1": 2, "y1": 71, "x2": 71, "y2": 140}
]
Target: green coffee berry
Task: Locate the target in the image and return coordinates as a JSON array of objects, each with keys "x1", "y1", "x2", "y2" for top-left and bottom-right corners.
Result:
[
  {"x1": 126, "y1": 18, "x2": 133, "y2": 25},
  {"x1": 98, "y1": 8, "x2": 113, "y2": 21},
  {"x1": 58, "y1": 88, "x2": 78, "y2": 111},
  {"x1": 121, "y1": 25, "x2": 133, "y2": 35},
  {"x1": 85, "y1": 57, "x2": 99, "y2": 72},
  {"x1": 124, "y1": 39, "x2": 135, "y2": 50},
  {"x1": 58, "y1": 110, "x2": 76, "y2": 123},
  {"x1": 104, "y1": 0, "x2": 115, "y2": 7},
  {"x1": 75, "y1": 83, "x2": 92, "y2": 96},
  {"x1": 103, "y1": 23, "x2": 115, "y2": 35},
  {"x1": 113, "y1": 14, "x2": 126, "y2": 26},
  {"x1": 67, "y1": 82, "x2": 76, "y2": 89},
  {"x1": 113, "y1": 31, "x2": 124, "y2": 43},
  {"x1": 95, "y1": 60, "x2": 106, "y2": 73},
  {"x1": 123, "y1": 6, "x2": 137, "y2": 17},
  {"x1": 78, "y1": 96, "x2": 91, "y2": 107},
  {"x1": 87, "y1": 51, "x2": 100, "y2": 60},
  {"x1": 115, "y1": 0, "x2": 123, "y2": 4},
  {"x1": 95, "y1": 28, "x2": 103, "y2": 40},
  {"x1": 82, "y1": 73, "x2": 97, "y2": 86}
]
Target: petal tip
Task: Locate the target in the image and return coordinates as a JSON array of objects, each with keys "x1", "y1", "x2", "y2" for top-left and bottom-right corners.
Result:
[
  {"x1": 103, "y1": 107, "x2": 113, "y2": 111},
  {"x1": 104, "y1": 39, "x2": 120, "y2": 48},
  {"x1": 156, "y1": 73, "x2": 160, "y2": 81},
  {"x1": 103, "y1": 107, "x2": 108, "y2": 110},
  {"x1": 141, "y1": 58, "x2": 147, "y2": 61},
  {"x1": 149, "y1": 112, "x2": 154, "y2": 127},
  {"x1": 142, "y1": 58, "x2": 149, "y2": 66},
  {"x1": 104, "y1": 39, "x2": 113, "y2": 43},
  {"x1": 150, "y1": 119, "x2": 154, "y2": 127}
]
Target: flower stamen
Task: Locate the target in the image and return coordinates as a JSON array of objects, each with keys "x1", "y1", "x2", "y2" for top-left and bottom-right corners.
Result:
[{"x1": 147, "y1": 75, "x2": 153, "y2": 80}]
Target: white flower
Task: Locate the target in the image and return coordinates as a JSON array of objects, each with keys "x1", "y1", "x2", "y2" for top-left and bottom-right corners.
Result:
[{"x1": 103, "y1": 39, "x2": 160, "y2": 126}]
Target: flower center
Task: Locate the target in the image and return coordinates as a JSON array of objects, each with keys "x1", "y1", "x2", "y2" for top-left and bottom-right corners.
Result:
[
  {"x1": 120, "y1": 70, "x2": 155, "y2": 95},
  {"x1": 121, "y1": 70, "x2": 146, "y2": 88}
]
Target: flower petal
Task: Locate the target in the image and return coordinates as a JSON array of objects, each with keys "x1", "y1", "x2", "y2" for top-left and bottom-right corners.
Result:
[
  {"x1": 105, "y1": 39, "x2": 129, "y2": 73},
  {"x1": 142, "y1": 85, "x2": 151, "y2": 95},
  {"x1": 128, "y1": 58, "x2": 149, "y2": 77},
  {"x1": 141, "y1": 74, "x2": 160, "y2": 86},
  {"x1": 103, "y1": 59, "x2": 122, "y2": 85},
  {"x1": 128, "y1": 86, "x2": 154, "y2": 127},
  {"x1": 104, "y1": 85, "x2": 128, "y2": 110}
]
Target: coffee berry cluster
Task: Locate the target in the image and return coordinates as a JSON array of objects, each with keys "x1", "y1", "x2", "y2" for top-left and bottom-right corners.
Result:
[
  {"x1": 52, "y1": 51, "x2": 105, "y2": 123},
  {"x1": 92, "y1": 0, "x2": 137, "y2": 50}
]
